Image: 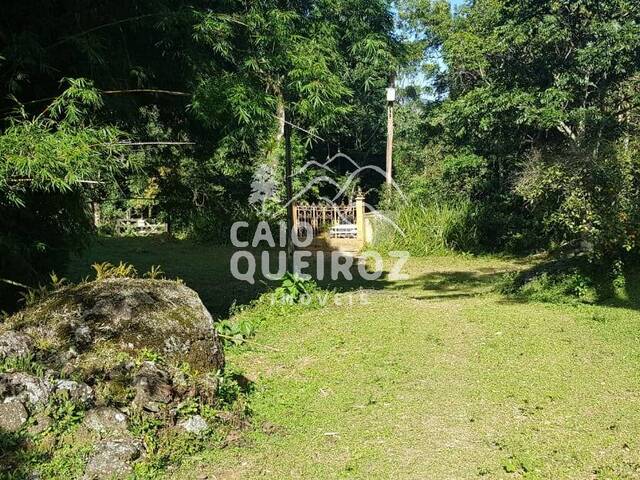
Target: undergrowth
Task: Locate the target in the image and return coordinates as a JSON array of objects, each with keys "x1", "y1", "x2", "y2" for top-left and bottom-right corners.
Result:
[{"x1": 499, "y1": 270, "x2": 598, "y2": 304}]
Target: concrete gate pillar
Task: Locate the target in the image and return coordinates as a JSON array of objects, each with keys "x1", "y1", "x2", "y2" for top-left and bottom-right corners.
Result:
[{"x1": 355, "y1": 189, "x2": 365, "y2": 247}]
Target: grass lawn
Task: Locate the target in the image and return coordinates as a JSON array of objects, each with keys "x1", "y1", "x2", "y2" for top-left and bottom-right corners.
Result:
[
  {"x1": 69, "y1": 238, "x2": 640, "y2": 479},
  {"x1": 67, "y1": 236, "x2": 272, "y2": 318}
]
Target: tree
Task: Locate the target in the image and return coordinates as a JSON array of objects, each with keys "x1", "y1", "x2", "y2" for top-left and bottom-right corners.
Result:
[
  {"x1": 0, "y1": 1, "x2": 400, "y2": 309},
  {"x1": 400, "y1": 0, "x2": 640, "y2": 256},
  {"x1": 0, "y1": 79, "x2": 128, "y2": 308}
]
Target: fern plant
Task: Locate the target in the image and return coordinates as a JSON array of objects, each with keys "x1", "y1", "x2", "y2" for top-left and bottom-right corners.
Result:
[
  {"x1": 92, "y1": 261, "x2": 138, "y2": 280},
  {"x1": 0, "y1": 354, "x2": 46, "y2": 377}
]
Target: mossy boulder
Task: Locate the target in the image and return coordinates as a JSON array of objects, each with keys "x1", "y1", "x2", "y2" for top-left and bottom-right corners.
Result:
[
  {"x1": 1, "y1": 278, "x2": 224, "y2": 409},
  {"x1": 4, "y1": 278, "x2": 224, "y2": 375},
  {"x1": 0, "y1": 278, "x2": 227, "y2": 479}
]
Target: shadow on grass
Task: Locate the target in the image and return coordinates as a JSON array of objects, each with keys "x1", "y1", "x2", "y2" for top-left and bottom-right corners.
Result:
[
  {"x1": 388, "y1": 269, "x2": 507, "y2": 300},
  {"x1": 66, "y1": 236, "x2": 394, "y2": 319},
  {"x1": 598, "y1": 262, "x2": 640, "y2": 311},
  {"x1": 68, "y1": 236, "x2": 535, "y2": 314},
  {"x1": 497, "y1": 254, "x2": 640, "y2": 312}
]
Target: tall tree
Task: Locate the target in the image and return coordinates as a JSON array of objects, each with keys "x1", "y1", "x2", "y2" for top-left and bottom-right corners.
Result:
[
  {"x1": 0, "y1": 0, "x2": 399, "y2": 309},
  {"x1": 402, "y1": 0, "x2": 640, "y2": 256}
]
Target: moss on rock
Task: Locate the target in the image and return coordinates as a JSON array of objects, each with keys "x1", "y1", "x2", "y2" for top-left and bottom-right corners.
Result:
[
  {"x1": 0, "y1": 277, "x2": 228, "y2": 479},
  {"x1": 3, "y1": 278, "x2": 224, "y2": 374}
]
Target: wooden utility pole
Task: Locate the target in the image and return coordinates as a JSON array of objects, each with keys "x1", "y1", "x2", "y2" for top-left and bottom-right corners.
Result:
[
  {"x1": 284, "y1": 121, "x2": 294, "y2": 268},
  {"x1": 385, "y1": 76, "x2": 396, "y2": 185}
]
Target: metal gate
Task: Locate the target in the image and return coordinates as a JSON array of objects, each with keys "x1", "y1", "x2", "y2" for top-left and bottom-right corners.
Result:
[{"x1": 293, "y1": 203, "x2": 356, "y2": 238}]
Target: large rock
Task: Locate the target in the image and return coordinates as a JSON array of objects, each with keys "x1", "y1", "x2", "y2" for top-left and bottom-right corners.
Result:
[
  {"x1": 83, "y1": 407, "x2": 129, "y2": 435},
  {"x1": 0, "y1": 277, "x2": 226, "y2": 477},
  {"x1": 0, "y1": 400, "x2": 29, "y2": 432},
  {"x1": 133, "y1": 361, "x2": 173, "y2": 411},
  {"x1": 54, "y1": 380, "x2": 94, "y2": 406},
  {"x1": 0, "y1": 331, "x2": 33, "y2": 359},
  {"x1": 83, "y1": 438, "x2": 144, "y2": 480},
  {"x1": 3, "y1": 278, "x2": 224, "y2": 373},
  {"x1": 177, "y1": 415, "x2": 209, "y2": 434},
  {"x1": 0, "y1": 373, "x2": 51, "y2": 407}
]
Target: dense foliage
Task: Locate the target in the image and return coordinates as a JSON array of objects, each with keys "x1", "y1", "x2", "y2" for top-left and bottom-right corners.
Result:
[
  {"x1": 0, "y1": 1, "x2": 397, "y2": 309},
  {"x1": 397, "y1": 0, "x2": 640, "y2": 260},
  {"x1": 3, "y1": 0, "x2": 640, "y2": 309}
]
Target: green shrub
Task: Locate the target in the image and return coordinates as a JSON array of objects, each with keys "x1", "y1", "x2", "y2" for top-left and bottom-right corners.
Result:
[
  {"x1": 216, "y1": 318, "x2": 257, "y2": 346},
  {"x1": 273, "y1": 272, "x2": 318, "y2": 303},
  {"x1": 516, "y1": 272, "x2": 597, "y2": 304},
  {"x1": 45, "y1": 391, "x2": 85, "y2": 436}
]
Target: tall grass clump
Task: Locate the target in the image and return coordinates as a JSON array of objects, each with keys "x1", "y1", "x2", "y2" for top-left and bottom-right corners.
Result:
[{"x1": 372, "y1": 199, "x2": 478, "y2": 256}]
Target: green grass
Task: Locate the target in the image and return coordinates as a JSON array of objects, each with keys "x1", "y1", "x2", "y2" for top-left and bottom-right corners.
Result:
[
  {"x1": 66, "y1": 236, "x2": 273, "y2": 318},
  {"x1": 67, "y1": 238, "x2": 640, "y2": 479}
]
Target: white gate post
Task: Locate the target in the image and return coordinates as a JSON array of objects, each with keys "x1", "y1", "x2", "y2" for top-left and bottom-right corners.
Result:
[{"x1": 355, "y1": 189, "x2": 365, "y2": 245}]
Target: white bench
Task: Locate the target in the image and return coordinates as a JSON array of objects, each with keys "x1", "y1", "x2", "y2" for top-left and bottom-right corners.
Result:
[{"x1": 329, "y1": 224, "x2": 358, "y2": 239}]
